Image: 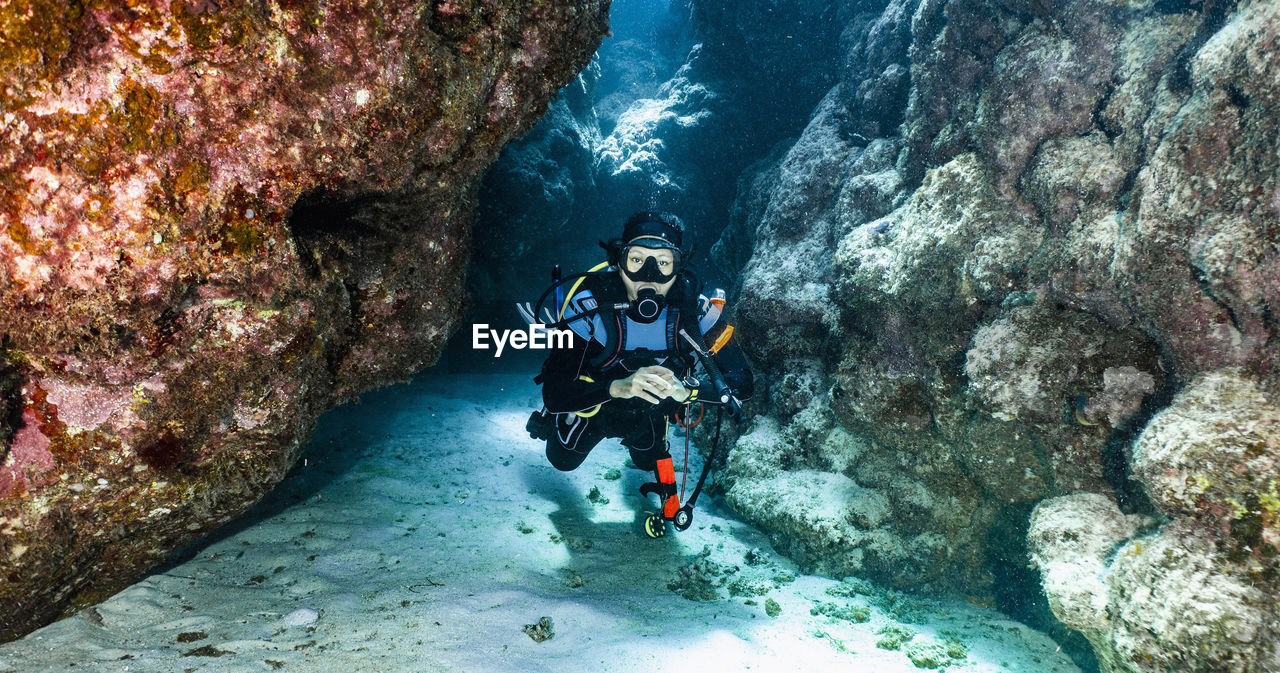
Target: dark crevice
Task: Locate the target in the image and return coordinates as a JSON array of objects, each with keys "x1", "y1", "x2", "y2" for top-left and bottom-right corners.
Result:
[
  {"x1": 986, "y1": 503, "x2": 1101, "y2": 673},
  {"x1": 287, "y1": 187, "x2": 378, "y2": 237},
  {"x1": 1152, "y1": 0, "x2": 1201, "y2": 12},
  {"x1": 0, "y1": 339, "x2": 26, "y2": 467},
  {"x1": 1226, "y1": 82, "x2": 1251, "y2": 124},
  {"x1": 1189, "y1": 262, "x2": 1243, "y2": 333},
  {"x1": 1091, "y1": 81, "x2": 1120, "y2": 141},
  {"x1": 1260, "y1": 301, "x2": 1277, "y2": 342},
  {"x1": 286, "y1": 187, "x2": 381, "y2": 279},
  {"x1": 1116, "y1": 166, "x2": 1142, "y2": 211},
  {"x1": 1112, "y1": 131, "x2": 1150, "y2": 226},
  {"x1": 1102, "y1": 349, "x2": 1179, "y2": 515},
  {"x1": 1167, "y1": 0, "x2": 1239, "y2": 94},
  {"x1": 1226, "y1": 83, "x2": 1251, "y2": 110}
]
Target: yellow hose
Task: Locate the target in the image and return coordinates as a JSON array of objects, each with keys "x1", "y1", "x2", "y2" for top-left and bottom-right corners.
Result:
[
  {"x1": 574, "y1": 375, "x2": 603, "y2": 417},
  {"x1": 559, "y1": 261, "x2": 611, "y2": 320}
]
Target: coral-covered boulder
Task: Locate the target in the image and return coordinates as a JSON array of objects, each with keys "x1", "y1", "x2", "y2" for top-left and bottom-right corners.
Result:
[
  {"x1": 1113, "y1": 0, "x2": 1280, "y2": 377},
  {"x1": 1030, "y1": 371, "x2": 1280, "y2": 673},
  {"x1": 1027, "y1": 493, "x2": 1141, "y2": 640},
  {"x1": 0, "y1": 0, "x2": 607, "y2": 640},
  {"x1": 723, "y1": 407, "x2": 985, "y2": 592},
  {"x1": 1134, "y1": 370, "x2": 1280, "y2": 552},
  {"x1": 1031, "y1": 479, "x2": 1280, "y2": 673},
  {"x1": 965, "y1": 305, "x2": 1158, "y2": 430}
]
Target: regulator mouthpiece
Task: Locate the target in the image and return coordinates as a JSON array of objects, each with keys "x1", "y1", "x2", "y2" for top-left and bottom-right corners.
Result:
[{"x1": 630, "y1": 288, "x2": 665, "y2": 323}]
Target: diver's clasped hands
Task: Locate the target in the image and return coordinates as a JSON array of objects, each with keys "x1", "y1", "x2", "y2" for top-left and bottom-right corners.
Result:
[{"x1": 608, "y1": 365, "x2": 690, "y2": 405}]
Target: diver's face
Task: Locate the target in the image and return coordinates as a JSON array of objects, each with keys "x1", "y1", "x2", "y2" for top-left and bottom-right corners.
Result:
[{"x1": 620, "y1": 246, "x2": 677, "y2": 300}]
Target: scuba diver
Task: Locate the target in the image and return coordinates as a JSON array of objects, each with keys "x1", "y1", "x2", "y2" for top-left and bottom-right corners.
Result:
[{"x1": 520, "y1": 211, "x2": 754, "y2": 538}]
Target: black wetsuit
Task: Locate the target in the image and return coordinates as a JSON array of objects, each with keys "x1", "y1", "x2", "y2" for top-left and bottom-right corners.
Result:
[{"x1": 531, "y1": 274, "x2": 754, "y2": 473}]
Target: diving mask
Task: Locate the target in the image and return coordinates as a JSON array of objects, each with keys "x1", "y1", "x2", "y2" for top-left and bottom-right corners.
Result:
[{"x1": 620, "y1": 244, "x2": 680, "y2": 284}]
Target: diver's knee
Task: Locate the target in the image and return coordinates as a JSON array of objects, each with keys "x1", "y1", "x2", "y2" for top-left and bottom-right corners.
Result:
[
  {"x1": 546, "y1": 444, "x2": 588, "y2": 472},
  {"x1": 547, "y1": 456, "x2": 581, "y2": 472}
]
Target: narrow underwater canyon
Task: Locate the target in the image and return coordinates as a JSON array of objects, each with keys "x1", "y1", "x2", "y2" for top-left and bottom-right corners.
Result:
[{"x1": 3, "y1": 0, "x2": 1279, "y2": 672}]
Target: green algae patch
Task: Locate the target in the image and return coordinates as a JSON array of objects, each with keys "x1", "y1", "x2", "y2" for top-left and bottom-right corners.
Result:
[
  {"x1": 825, "y1": 576, "x2": 876, "y2": 597},
  {"x1": 5, "y1": 217, "x2": 46, "y2": 255},
  {"x1": 0, "y1": 0, "x2": 85, "y2": 102},
  {"x1": 218, "y1": 184, "x2": 274, "y2": 255},
  {"x1": 111, "y1": 79, "x2": 165, "y2": 153},
  {"x1": 170, "y1": 0, "x2": 219, "y2": 50},
  {"x1": 874, "y1": 589, "x2": 933, "y2": 624}
]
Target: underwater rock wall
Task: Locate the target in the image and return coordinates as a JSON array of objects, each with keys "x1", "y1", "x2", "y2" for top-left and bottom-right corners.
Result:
[
  {"x1": 0, "y1": 0, "x2": 607, "y2": 641},
  {"x1": 594, "y1": 0, "x2": 853, "y2": 245},
  {"x1": 725, "y1": 0, "x2": 1279, "y2": 668}
]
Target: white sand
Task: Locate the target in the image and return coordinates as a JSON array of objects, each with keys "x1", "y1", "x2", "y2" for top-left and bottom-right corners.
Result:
[{"x1": 0, "y1": 372, "x2": 1081, "y2": 673}]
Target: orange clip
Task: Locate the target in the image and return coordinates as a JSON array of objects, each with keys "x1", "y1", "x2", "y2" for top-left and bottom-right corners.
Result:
[{"x1": 710, "y1": 324, "x2": 735, "y2": 354}]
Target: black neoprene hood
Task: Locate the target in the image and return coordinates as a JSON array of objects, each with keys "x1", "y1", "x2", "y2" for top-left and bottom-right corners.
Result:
[{"x1": 622, "y1": 211, "x2": 684, "y2": 252}]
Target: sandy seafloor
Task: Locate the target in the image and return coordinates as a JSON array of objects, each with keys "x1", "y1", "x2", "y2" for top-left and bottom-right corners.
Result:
[{"x1": 0, "y1": 371, "x2": 1081, "y2": 673}]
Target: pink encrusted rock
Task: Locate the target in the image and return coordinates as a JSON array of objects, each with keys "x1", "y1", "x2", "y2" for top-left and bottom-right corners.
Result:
[
  {"x1": 0, "y1": 412, "x2": 55, "y2": 497},
  {"x1": 0, "y1": 0, "x2": 608, "y2": 640}
]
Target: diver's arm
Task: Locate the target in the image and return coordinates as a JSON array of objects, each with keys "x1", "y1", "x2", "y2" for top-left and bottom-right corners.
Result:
[
  {"x1": 710, "y1": 338, "x2": 754, "y2": 401},
  {"x1": 678, "y1": 339, "x2": 753, "y2": 405},
  {"x1": 680, "y1": 301, "x2": 754, "y2": 405},
  {"x1": 540, "y1": 333, "x2": 620, "y2": 414}
]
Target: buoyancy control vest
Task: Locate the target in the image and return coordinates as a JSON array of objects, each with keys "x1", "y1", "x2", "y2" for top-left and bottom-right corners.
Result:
[{"x1": 557, "y1": 272, "x2": 725, "y2": 375}]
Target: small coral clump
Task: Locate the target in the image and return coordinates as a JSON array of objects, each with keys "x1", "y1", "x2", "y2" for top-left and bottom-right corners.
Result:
[
  {"x1": 522, "y1": 616, "x2": 555, "y2": 643},
  {"x1": 727, "y1": 578, "x2": 772, "y2": 597},
  {"x1": 810, "y1": 601, "x2": 871, "y2": 623},
  {"x1": 668, "y1": 546, "x2": 736, "y2": 601},
  {"x1": 876, "y1": 623, "x2": 916, "y2": 650},
  {"x1": 904, "y1": 638, "x2": 968, "y2": 669}
]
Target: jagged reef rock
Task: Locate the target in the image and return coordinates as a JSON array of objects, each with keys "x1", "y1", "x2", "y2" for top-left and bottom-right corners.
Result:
[
  {"x1": 0, "y1": 0, "x2": 607, "y2": 640},
  {"x1": 1031, "y1": 370, "x2": 1280, "y2": 672},
  {"x1": 726, "y1": 3, "x2": 1279, "y2": 667},
  {"x1": 593, "y1": 45, "x2": 721, "y2": 224},
  {"x1": 592, "y1": 0, "x2": 689, "y2": 132},
  {"x1": 1133, "y1": 370, "x2": 1280, "y2": 554}
]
